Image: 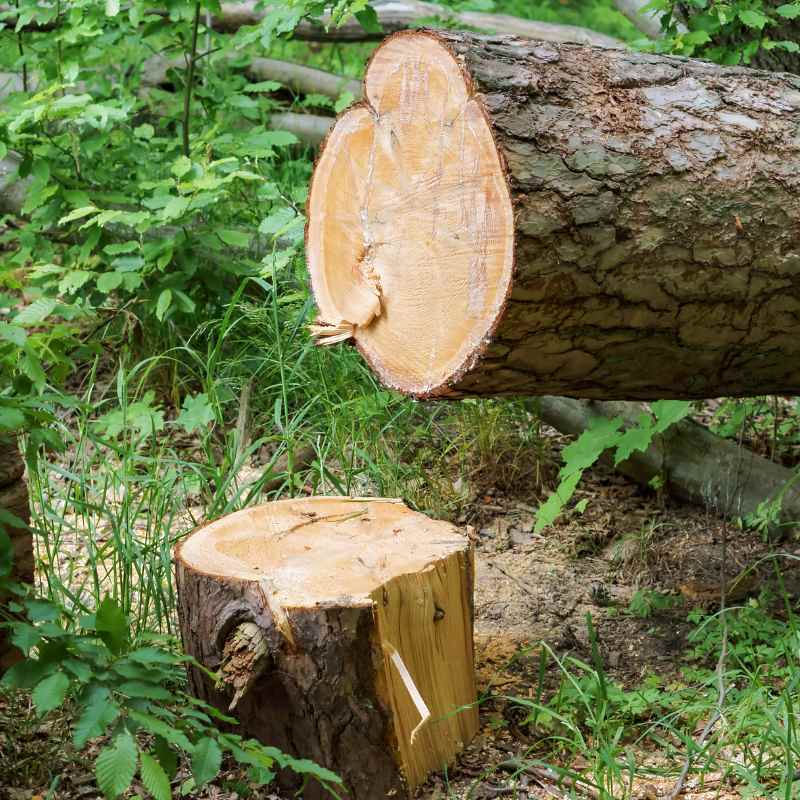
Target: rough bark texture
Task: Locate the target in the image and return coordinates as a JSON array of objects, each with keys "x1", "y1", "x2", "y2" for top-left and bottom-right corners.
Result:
[
  {"x1": 0, "y1": 439, "x2": 32, "y2": 671},
  {"x1": 538, "y1": 397, "x2": 800, "y2": 531},
  {"x1": 175, "y1": 499, "x2": 477, "y2": 799},
  {"x1": 176, "y1": 564, "x2": 401, "y2": 799},
  {"x1": 359, "y1": 31, "x2": 800, "y2": 400}
]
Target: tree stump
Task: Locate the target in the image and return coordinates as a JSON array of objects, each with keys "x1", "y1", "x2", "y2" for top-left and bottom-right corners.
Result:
[
  {"x1": 0, "y1": 437, "x2": 32, "y2": 671},
  {"x1": 175, "y1": 497, "x2": 478, "y2": 799},
  {"x1": 306, "y1": 30, "x2": 800, "y2": 401}
]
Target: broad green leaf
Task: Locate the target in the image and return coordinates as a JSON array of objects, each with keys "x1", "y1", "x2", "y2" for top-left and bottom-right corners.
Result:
[
  {"x1": 0, "y1": 406, "x2": 25, "y2": 430},
  {"x1": 118, "y1": 680, "x2": 173, "y2": 700},
  {"x1": 134, "y1": 123, "x2": 155, "y2": 140},
  {"x1": 559, "y1": 416, "x2": 624, "y2": 477},
  {"x1": 59, "y1": 270, "x2": 94, "y2": 294},
  {"x1": 171, "y1": 156, "x2": 192, "y2": 178},
  {"x1": 738, "y1": 8, "x2": 770, "y2": 27},
  {"x1": 11, "y1": 622, "x2": 42, "y2": 653},
  {"x1": 59, "y1": 206, "x2": 98, "y2": 225},
  {"x1": 775, "y1": 2, "x2": 800, "y2": 16},
  {"x1": 534, "y1": 471, "x2": 582, "y2": 533},
  {"x1": 96, "y1": 272, "x2": 124, "y2": 293},
  {"x1": 651, "y1": 399, "x2": 692, "y2": 434},
  {"x1": 0, "y1": 323, "x2": 27, "y2": 346},
  {"x1": 95, "y1": 596, "x2": 129, "y2": 655},
  {"x1": 355, "y1": 6, "x2": 382, "y2": 32},
  {"x1": 153, "y1": 736, "x2": 179, "y2": 779},
  {"x1": 162, "y1": 195, "x2": 191, "y2": 220},
  {"x1": 32, "y1": 671, "x2": 70, "y2": 715},
  {"x1": 140, "y1": 752, "x2": 171, "y2": 800},
  {"x1": 155, "y1": 289, "x2": 172, "y2": 321},
  {"x1": 106, "y1": 0, "x2": 120, "y2": 16},
  {"x1": 243, "y1": 80, "x2": 282, "y2": 93},
  {"x1": 24, "y1": 599, "x2": 61, "y2": 622},
  {"x1": 176, "y1": 393, "x2": 215, "y2": 433},
  {"x1": 95, "y1": 731, "x2": 138, "y2": 799},
  {"x1": 15, "y1": 297, "x2": 57, "y2": 326},
  {"x1": 128, "y1": 710, "x2": 194, "y2": 752},
  {"x1": 0, "y1": 529, "x2": 12, "y2": 577},
  {"x1": 74, "y1": 687, "x2": 120, "y2": 748},
  {"x1": 614, "y1": 413, "x2": 655, "y2": 464},
  {"x1": 217, "y1": 229, "x2": 251, "y2": 248},
  {"x1": 192, "y1": 737, "x2": 222, "y2": 786}
]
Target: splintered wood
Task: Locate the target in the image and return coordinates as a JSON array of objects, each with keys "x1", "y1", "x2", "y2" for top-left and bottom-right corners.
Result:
[
  {"x1": 175, "y1": 497, "x2": 478, "y2": 799},
  {"x1": 307, "y1": 30, "x2": 800, "y2": 400}
]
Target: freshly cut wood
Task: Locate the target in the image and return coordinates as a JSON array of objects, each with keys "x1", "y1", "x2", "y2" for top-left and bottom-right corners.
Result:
[
  {"x1": 175, "y1": 497, "x2": 478, "y2": 799},
  {"x1": 0, "y1": 439, "x2": 32, "y2": 671},
  {"x1": 307, "y1": 30, "x2": 800, "y2": 401},
  {"x1": 538, "y1": 397, "x2": 800, "y2": 532}
]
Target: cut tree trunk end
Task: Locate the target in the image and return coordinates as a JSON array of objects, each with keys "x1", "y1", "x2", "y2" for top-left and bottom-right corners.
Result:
[
  {"x1": 0, "y1": 438, "x2": 32, "y2": 671},
  {"x1": 306, "y1": 30, "x2": 800, "y2": 401},
  {"x1": 175, "y1": 496, "x2": 478, "y2": 799}
]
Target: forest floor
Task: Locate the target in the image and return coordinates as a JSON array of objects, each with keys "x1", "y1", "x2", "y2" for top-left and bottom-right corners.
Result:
[{"x1": 2, "y1": 420, "x2": 795, "y2": 800}]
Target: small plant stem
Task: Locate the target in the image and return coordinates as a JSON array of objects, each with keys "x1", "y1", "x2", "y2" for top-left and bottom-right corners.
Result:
[
  {"x1": 182, "y1": 2, "x2": 202, "y2": 157},
  {"x1": 15, "y1": 0, "x2": 28, "y2": 92}
]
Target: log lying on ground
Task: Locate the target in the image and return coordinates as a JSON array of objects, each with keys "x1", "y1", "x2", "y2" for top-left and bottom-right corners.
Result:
[
  {"x1": 306, "y1": 30, "x2": 800, "y2": 401},
  {"x1": 0, "y1": 438, "x2": 32, "y2": 671},
  {"x1": 538, "y1": 397, "x2": 800, "y2": 529},
  {"x1": 214, "y1": 0, "x2": 624, "y2": 48},
  {"x1": 1, "y1": 1, "x2": 625, "y2": 48},
  {"x1": 175, "y1": 497, "x2": 478, "y2": 799}
]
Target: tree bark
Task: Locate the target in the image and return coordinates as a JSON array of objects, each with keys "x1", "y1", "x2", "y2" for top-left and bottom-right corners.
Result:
[
  {"x1": 0, "y1": 438, "x2": 32, "y2": 671},
  {"x1": 538, "y1": 397, "x2": 800, "y2": 531},
  {"x1": 175, "y1": 497, "x2": 477, "y2": 800},
  {"x1": 307, "y1": 30, "x2": 800, "y2": 401}
]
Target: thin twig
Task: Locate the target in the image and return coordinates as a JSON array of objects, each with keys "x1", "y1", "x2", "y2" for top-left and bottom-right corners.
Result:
[{"x1": 181, "y1": 2, "x2": 201, "y2": 157}]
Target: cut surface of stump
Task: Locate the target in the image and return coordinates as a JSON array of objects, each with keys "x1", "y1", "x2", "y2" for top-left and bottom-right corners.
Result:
[
  {"x1": 307, "y1": 30, "x2": 800, "y2": 400},
  {"x1": 175, "y1": 497, "x2": 478, "y2": 799}
]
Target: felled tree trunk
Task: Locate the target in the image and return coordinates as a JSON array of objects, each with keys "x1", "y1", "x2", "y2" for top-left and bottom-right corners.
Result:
[
  {"x1": 306, "y1": 30, "x2": 800, "y2": 401},
  {"x1": 538, "y1": 397, "x2": 800, "y2": 531},
  {"x1": 175, "y1": 497, "x2": 478, "y2": 800},
  {"x1": 0, "y1": 438, "x2": 32, "y2": 670}
]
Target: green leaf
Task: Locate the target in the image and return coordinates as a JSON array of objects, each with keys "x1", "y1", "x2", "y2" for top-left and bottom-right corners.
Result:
[
  {"x1": 0, "y1": 406, "x2": 25, "y2": 430},
  {"x1": 155, "y1": 289, "x2": 172, "y2": 321},
  {"x1": 176, "y1": 393, "x2": 215, "y2": 434},
  {"x1": 162, "y1": 195, "x2": 191, "y2": 220},
  {"x1": 153, "y1": 736, "x2": 179, "y2": 780},
  {"x1": 96, "y1": 272, "x2": 124, "y2": 293},
  {"x1": 217, "y1": 229, "x2": 251, "y2": 248},
  {"x1": 192, "y1": 737, "x2": 222, "y2": 787},
  {"x1": 171, "y1": 156, "x2": 192, "y2": 178},
  {"x1": 134, "y1": 123, "x2": 155, "y2": 139},
  {"x1": 140, "y1": 752, "x2": 171, "y2": 800},
  {"x1": 96, "y1": 731, "x2": 138, "y2": 799},
  {"x1": 59, "y1": 206, "x2": 98, "y2": 225},
  {"x1": 775, "y1": 3, "x2": 800, "y2": 16},
  {"x1": 614, "y1": 413, "x2": 655, "y2": 465},
  {"x1": 534, "y1": 470, "x2": 581, "y2": 534},
  {"x1": 74, "y1": 687, "x2": 120, "y2": 748},
  {"x1": 0, "y1": 528, "x2": 12, "y2": 577},
  {"x1": 15, "y1": 297, "x2": 57, "y2": 326},
  {"x1": 32, "y1": 671, "x2": 70, "y2": 715},
  {"x1": 738, "y1": 8, "x2": 770, "y2": 28},
  {"x1": 118, "y1": 680, "x2": 173, "y2": 700},
  {"x1": 128, "y1": 710, "x2": 194, "y2": 752},
  {"x1": 95, "y1": 596, "x2": 129, "y2": 655},
  {"x1": 355, "y1": 6, "x2": 382, "y2": 33},
  {"x1": 243, "y1": 80, "x2": 282, "y2": 93},
  {"x1": 59, "y1": 270, "x2": 94, "y2": 294},
  {"x1": 559, "y1": 416, "x2": 624, "y2": 477},
  {"x1": 0, "y1": 322, "x2": 27, "y2": 346},
  {"x1": 24, "y1": 599, "x2": 61, "y2": 622},
  {"x1": 651, "y1": 399, "x2": 692, "y2": 434}
]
